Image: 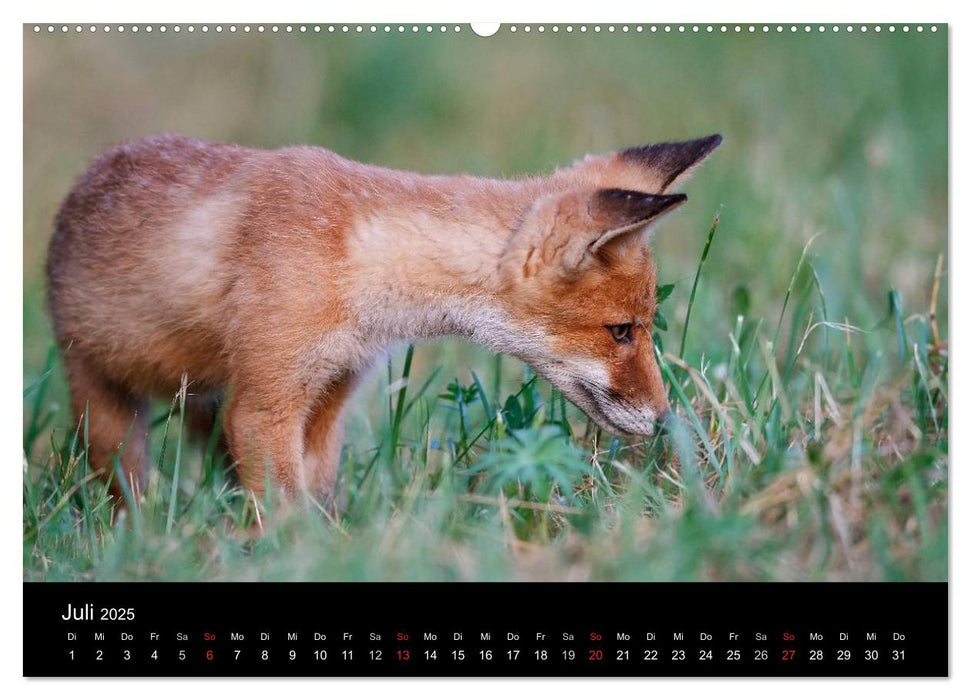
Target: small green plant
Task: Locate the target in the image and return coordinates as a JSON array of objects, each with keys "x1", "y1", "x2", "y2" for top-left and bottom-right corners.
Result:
[{"x1": 470, "y1": 426, "x2": 593, "y2": 501}]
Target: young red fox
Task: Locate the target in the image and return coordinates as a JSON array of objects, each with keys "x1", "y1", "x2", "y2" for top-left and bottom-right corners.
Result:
[{"x1": 46, "y1": 133, "x2": 721, "y2": 502}]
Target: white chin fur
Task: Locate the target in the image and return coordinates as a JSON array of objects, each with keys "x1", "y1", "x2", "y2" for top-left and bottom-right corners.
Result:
[
  {"x1": 574, "y1": 391, "x2": 657, "y2": 437},
  {"x1": 529, "y1": 357, "x2": 659, "y2": 437},
  {"x1": 568, "y1": 361, "x2": 658, "y2": 437},
  {"x1": 596, "y1": 401, "x2": 658, "y2": 437}
]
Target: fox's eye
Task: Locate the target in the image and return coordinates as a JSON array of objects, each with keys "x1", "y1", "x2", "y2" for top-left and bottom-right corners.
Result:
[{"x1": 606, "y1": 323, "x2": 633, "y2": 344}]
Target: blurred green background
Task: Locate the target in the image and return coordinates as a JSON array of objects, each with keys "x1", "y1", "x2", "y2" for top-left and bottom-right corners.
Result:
[
  {"x1": 23, "y1": 25, "x2": 947, "y2": 582},
  {"x1": 24, "y1": 26, "x2": 947, "y2": 385}
]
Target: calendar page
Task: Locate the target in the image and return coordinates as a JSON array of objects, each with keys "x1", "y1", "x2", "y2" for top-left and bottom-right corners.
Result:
[{"x1": 22, "y1": 20, "x2": 948, "y2": 678}]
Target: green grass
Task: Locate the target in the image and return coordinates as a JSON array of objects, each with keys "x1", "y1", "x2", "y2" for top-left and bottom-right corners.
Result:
[
  {"x1": 23, "y1": 27, "x2": 947, "y2": 581},
  {"x1": 22, "y1": 226, "x2": 947, "y2": 582}
]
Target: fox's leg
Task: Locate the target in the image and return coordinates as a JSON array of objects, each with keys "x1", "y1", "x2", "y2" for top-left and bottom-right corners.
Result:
[
  {"x1": 63, "y1": 353, "x2": 150, "y2": 502},
  {"x1": 302, "y1": 370, "x2": 364, "y2": 502},
  {"x1": 223, "y1": 384, "x2": 309, "y2": 496}
]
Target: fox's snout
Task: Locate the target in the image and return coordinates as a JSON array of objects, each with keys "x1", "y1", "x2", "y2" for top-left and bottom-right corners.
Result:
[
  {"x1": 576, "y1": 374, "x2": 670, "y2": 438},
  {"x1": 593, "y1": 390, "x2": 669, "y2": 437},
  {"x1": 537, "y1": 354, "x2": 669, "y2": 438}
]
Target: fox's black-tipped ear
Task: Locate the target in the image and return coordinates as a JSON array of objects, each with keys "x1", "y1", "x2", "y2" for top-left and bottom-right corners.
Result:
[
  {"x1": 504, "y1": 186, "x2": 688, "y2": 280},
  {"x1": 620, "y1": 134, "x2": 723, "y2": 191},
  {"x1": 557, "y1": 188, "x2": 685, "y2": 271},
  {"x1": 587, "y1": 189, "x2": 686, "y2": 256}
]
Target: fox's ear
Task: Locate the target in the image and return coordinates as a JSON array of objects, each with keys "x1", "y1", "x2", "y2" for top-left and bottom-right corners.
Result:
[
  {"x1": 508, "y1": 188, "x2": 685, "y2": 278},
  {"x1": 619, "y1": 133, "x2": 722, "y2": 191},
  {"x1": 504, "y1": 187, "x2": 686, "y2": 280},
  {"x1": 575, "y1": 189, "x2": 686, "y2": 267}
]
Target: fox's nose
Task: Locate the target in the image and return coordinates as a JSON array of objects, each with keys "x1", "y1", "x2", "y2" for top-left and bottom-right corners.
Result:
[{"x1": 656, "y1": 408, "x2": 672, "y2": 428}]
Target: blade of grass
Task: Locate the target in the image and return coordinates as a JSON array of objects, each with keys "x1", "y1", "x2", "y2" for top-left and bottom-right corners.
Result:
[
  {"x1": 470, "y1": 370, "x2": 496, "y2": 425},
  {"x1": 659, "y1": 354, "x2": 721, "y2": 474},
  {"x1": 165, "y1": 375, "x2": 188, "y2": 535},
  {"x1": 384, "y1": 345, "x2": 416, "y2": 488},
  {"x1": 452, "y1": 375, "x2": 538, "y2": 464},
  {"x1": 679, "y1": 213, "x2": 720, "y2": 359},
  {"x1": 402, "y1": 365, "x2": 442, "y2": 422},
  {"x1": 889, "y1": 289, "x2": 906, "y2": 362},
  {"x1": 24, "y1": 344, "x2": 59, "y2": 452}
]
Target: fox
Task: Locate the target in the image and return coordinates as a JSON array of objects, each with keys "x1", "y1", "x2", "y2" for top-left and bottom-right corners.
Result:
[{"x1": 46, "y1": 132, "x2": 722, "y2": 504}]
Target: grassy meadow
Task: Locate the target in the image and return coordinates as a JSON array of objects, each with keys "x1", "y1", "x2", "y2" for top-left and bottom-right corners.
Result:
[{"x1": 23, "y1": 26, "x2": 947, "y2": 581}]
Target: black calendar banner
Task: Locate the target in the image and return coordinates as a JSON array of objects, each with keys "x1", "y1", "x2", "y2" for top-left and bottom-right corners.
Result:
[{"x1": 24, "y1": 582, "x2": 947, "y2": 677}]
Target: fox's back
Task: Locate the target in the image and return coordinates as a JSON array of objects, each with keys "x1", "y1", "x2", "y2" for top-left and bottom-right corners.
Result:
[{"x1": 47, "y1": 134, "x2": 282, "y2": 393}]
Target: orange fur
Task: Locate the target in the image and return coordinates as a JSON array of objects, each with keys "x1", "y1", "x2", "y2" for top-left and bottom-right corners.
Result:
[{"x1": 46, "y1": 133, "x2": 721, "y2": 501}]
